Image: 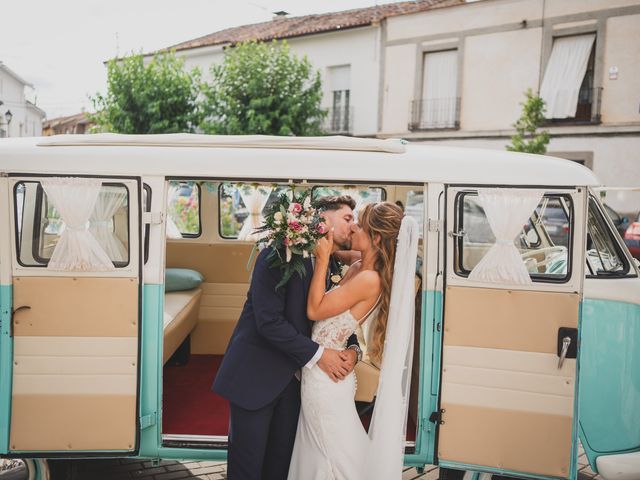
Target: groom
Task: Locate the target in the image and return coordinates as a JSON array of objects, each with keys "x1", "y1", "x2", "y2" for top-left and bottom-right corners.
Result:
[{"x1": 213, "y1": 195, "x2": 361, "y2": 480}]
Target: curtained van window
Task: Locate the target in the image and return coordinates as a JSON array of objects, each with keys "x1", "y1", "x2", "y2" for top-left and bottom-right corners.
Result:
[{"x1": 539, "y1": 34, "x2": 596, "y2": 120}]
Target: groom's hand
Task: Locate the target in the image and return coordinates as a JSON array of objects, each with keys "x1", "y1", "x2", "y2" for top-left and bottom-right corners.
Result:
[
  {"x1": 317, "y1": 348, "x2": 350, "y2": 382},
  {"x1": 339, "y1": 349, "x2": 357, "y2": 373}
]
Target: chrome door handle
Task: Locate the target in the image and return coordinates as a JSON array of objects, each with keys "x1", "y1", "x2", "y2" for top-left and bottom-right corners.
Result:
[
  {"x1": 10, "y1": 306, "x2": 31, "y2": 338},
  {"x1": 448, "y1": 229, "x2": 466, "y2": 238},
  {"x1": 558, "y1": 336, "x2": 571, "y2": 369}
]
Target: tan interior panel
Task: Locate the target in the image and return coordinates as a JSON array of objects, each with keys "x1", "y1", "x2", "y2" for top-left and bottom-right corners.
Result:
[
  {"x1": 444, "y1": 286, "x2": 579, "y2": 354},
  {"x1": 166, "y1": 243, "x2": 254, "y2": 283},
  {"x1": 438, "y1": 403, "x2": 572, "y2": 478},
  {"x1": 164, "y1": 289, "x2": 202, "y2": 362},
  {"x1": 13, "y1": 277, "x2": 138, "y2": 337},
  {"x1": 10, "y1": 395, "x2": 136, "y2": 451}
]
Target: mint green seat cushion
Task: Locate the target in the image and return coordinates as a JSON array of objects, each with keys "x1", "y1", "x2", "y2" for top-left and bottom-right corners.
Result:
[{"x1": 165, "y1": 268, "x2": 204, "y2": 292}]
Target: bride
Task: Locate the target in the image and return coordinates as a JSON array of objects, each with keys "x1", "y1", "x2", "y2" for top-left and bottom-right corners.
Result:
[{"x1": 288, "y1": 202, "x2": 419, "y2": 480}]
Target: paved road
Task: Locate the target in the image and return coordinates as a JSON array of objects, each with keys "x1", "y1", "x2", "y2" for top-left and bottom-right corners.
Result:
[{"x1": 37, "y1": 447, "x2": 601, "y2": 480}]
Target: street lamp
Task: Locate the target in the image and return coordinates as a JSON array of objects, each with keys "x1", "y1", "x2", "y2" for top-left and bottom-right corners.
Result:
[{"x1": 4, "y1": 110, "x2": 12, "y2": 137}]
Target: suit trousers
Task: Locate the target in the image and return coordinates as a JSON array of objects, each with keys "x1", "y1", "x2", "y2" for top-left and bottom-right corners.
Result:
[{"x1": 227, "y1": 377, "x2": 301, "y2": 480}]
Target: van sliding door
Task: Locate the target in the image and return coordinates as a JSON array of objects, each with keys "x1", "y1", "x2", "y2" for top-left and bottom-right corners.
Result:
[
  {"x1": 5, "y1": 176, "x2": 141, "y2": 455},
  {"x1": 437, "y1": 186, "x2": 587, "y2": 480}
]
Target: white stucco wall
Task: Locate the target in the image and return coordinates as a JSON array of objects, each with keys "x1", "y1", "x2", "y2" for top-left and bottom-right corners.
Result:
[
  {"x1": 601, "y1": 13, "x2": 640, "y2": 124},
  {"x1": 177, "y1": 26, "x2": 381, "y2": 136},
  {"x1": 381, "y1": 44, "x2": 417, "y2": 135},
  {"x1": 386, "y1": 0, "x2": 542, "y2": 42},
  {"x1": 0, "y1": 69, "x2": 43, "y2": 138},
  {"x1": 461, "y1": 27, "x2": 542, "y2": 130}
]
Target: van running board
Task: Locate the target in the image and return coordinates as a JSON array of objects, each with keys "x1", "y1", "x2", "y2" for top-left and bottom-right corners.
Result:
[{"x1": 161, "y1": 434, "x2": 228, "y2": 449}]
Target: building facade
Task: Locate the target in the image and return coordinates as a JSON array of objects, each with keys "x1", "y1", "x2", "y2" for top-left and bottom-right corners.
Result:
[
  {"x1": 42, "y1": 112, "x2": 94, "y2": 136},
  {"x1": 0, "y1": 62, "x2": 45, "y2": 138},
  {"x1": 161, "y1": 0, "x2": 461, "y2": 138},
  {"x1": 379, "y1": 0, "x2": 640, "y2": 214}
]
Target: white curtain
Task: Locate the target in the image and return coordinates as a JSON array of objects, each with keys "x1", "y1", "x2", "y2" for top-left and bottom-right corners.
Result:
[
  {"x1": 89, "y1": 186, "x2": 128, "y2": 262},
  {"x1": 41, "y1": 177, "x2": 115, "y2": 272},
  {"x1": 166, "y1": 183, "x2": 183, "y2": 239},
  {"x1": 469, "y1": 189, "x2": 544, "y2": 285},
  {"x1": 365, "y1": 216, "x2": 419, "y2": 479},
  {"x1": 238, "y1": 186, "x2": 273, "y2": 241},
  {"x1": 421, "y1": 50, "x2": 458, "y2": 128},
  {"x1": 539, "y1": 34, "x2": 595, "y2": 119}
]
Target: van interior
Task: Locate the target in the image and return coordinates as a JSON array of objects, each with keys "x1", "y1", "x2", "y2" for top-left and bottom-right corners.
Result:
[{"x1": 160, "y1": 180, "x2": 425, "y2": 450}]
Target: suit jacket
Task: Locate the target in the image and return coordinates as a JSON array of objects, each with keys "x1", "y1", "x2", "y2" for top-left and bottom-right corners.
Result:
[{"x1": 213, "y1": 247, "x2": 357, "y2": 411}]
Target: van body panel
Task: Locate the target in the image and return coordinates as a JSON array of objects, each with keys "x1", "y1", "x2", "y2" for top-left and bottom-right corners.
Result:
[
  {"x1": 139, "y1": 283, "x2": 163, "y2": 459},
  {"x1": 0, "y1": 284, "x2": 13, "y2": 454}
]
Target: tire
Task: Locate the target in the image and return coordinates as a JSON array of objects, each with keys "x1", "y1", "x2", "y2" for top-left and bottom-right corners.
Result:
[{"x1": 0, "y1": 459, "x2": 50, "y2": 480}]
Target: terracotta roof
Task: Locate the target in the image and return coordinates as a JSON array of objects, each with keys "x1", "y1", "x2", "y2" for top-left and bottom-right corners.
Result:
[
  {"x1": 164, "y1": 0, "x2": 464, "y2": 53},
  {"x1": 43, "y1": 112, "x2": 92, "y2": 129}
]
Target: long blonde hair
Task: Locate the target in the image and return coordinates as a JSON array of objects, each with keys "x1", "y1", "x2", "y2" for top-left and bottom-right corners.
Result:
[{"x1": 358, "y1": 202, "x2": 403, "y2": 364}]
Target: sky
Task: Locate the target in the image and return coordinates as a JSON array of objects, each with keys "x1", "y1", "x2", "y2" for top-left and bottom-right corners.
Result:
[{"x1": 2, "y1": 0, "x2": 407, "y2": 119}]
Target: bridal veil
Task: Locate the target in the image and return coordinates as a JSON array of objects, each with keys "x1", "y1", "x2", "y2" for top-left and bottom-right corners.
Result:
[{"x1": 365, "y1": 215, "x2": 420, "y2": 479}]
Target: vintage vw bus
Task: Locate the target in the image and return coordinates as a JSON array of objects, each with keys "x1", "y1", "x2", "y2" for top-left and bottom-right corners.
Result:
[{"x1": 0, "y1": 134, "x2": 638, "y2": 480}]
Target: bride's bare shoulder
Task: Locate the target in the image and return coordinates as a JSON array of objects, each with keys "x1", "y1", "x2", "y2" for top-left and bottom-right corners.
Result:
[{"x1": 351, "y1": 269, "x2": 381, "y2": 291}]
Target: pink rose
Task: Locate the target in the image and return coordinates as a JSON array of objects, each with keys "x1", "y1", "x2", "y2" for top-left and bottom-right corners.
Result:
[
  {"x1": 316, "y1": 222, "x2": 328, "y2": 235},
  {"x1": 283, "y1": 237, "x2": 291, "y2": 246},
  {"x1": 289, "y1": 221, "x2": 302, "y2": 231},
  {"x1": 288, "y1": 203, "x2": 302, "y2": 214}
]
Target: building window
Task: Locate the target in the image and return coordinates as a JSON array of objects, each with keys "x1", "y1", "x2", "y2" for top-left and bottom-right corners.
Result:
[
  {"x1": 540, "y1": 34, "x2": 599, "y2": 123},
  {"x1": 411, "y1": 50, "x2": 459, "y2": 130},
  {"x1": 327, "y1": 65, "x2": 352, "y2": 134}
]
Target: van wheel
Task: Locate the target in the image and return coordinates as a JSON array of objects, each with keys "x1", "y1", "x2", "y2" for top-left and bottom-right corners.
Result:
[
  {"x1": 439, "y1": 467, "x2": 466, "y2": 480},
  {"x1": 0, "y1": 459, "x2": 50, "y2": 480}
]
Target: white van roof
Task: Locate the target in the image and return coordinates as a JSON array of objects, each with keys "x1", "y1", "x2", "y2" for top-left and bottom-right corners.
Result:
[{"x1": 0, "y1": 134, "x2": 599, "y2": 186}]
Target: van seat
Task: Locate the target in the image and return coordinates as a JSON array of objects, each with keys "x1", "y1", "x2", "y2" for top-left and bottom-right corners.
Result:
[{"x1": 163, "y1": 289, "x2": 203, "y2": 364}]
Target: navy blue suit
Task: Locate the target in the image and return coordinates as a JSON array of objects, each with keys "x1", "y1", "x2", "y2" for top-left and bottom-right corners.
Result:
[{"x1": 213, "y1": 247, "x2": 357, "y2": 480}]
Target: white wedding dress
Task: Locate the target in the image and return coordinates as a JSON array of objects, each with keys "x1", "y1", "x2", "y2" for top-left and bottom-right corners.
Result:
[
  {"x1": 288, "y1": 215, "x2": 420, "y2": 480},
  {"x1": 287, "y1": 296, "x2": 380, "y2": 480}
]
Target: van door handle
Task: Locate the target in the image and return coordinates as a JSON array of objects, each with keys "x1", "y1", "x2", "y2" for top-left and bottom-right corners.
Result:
[
  {"x1": 558, "y1": 336, "x2": 571, "y2": 369},
  {"x1": 10, "y1": 306, "x2": 31, "y2": 338}
]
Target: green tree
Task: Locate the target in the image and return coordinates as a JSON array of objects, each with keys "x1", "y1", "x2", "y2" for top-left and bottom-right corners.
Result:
[
  {"x1": 91, "y1": 51, "x2": 201, "y2": 134},
  {"x1": 200, "y1": 40, "x2": 326, "y2": 136},
  {"x1": 507, "y1": 89, "x2": 551, "y2": 154}
]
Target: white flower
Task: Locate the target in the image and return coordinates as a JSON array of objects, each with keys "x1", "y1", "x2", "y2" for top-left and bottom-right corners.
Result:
[
  {"x1": 274, "y1": 212, "x2": 283, "y2": 223},
  {"x1": 303, "y1": 250, "x2": 309, "y2": 258}
]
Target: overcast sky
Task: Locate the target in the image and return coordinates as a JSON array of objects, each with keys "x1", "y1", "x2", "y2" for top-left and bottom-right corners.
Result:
[{"x1": 2, "y1": 0, "x2": 405, "y2": 119}]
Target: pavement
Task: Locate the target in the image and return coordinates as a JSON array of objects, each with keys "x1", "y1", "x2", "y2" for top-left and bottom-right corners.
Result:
[{"x1": 35, "y1": 445, "x2": 601, "y2": 480}]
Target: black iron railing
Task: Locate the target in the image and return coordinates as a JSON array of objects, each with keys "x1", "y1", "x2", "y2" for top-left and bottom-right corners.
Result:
[
  {"x1": 409, "y1": 97, "x2": 460, "y2": 130},
  {"x1": 325, "y1": 106, "x2": 354, "y2": 134}
]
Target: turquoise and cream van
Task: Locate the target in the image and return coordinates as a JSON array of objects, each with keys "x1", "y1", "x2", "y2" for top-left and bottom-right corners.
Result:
[{"x1": 0, "y1": 134, "x2": 638, "y2": 480}]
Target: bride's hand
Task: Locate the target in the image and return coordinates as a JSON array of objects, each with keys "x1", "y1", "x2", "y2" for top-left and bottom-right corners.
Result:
[{"x1": 314, "y1": 229, "x2": 334, "y2": 262}]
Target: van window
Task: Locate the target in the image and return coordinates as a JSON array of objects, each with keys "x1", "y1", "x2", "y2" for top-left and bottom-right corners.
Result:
[
  {"x1": 218, "y1": 182, "x2": 291, "y2": 239},
  {"x1": 14, "y1": 181, "x2": 130, "y2": 268},
  {"x1": 311, "y1": 186, "x2": 386, "y2": 214},
  {"x1": 167, "y1": 181, "x2": 201, "y2": 237},
  {"x1": 404, "y1": 190, "x2": 424, "y2": 238},
  {"x1": 455, "y1": 192, "x2": 573, "y2": 282},
  {"x1": 586, "y1": 197, "x2": 630, "y2": 277}
]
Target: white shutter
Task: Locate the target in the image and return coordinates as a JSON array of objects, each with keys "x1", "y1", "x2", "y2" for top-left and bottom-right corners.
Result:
[
  {"x1": 421, "y1": 50, "x2": 458, "y2": 128},
  {"x1": 329, "y1": 65, "x2": 350, "y2": 92},
  {"x1": 539, "y1": 34, "x2": 595, "y2": 119}
]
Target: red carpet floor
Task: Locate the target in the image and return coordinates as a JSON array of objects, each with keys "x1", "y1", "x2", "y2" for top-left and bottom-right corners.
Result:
[{"x1": 163, "y1": 354, "x2": 416, "y2": 441}]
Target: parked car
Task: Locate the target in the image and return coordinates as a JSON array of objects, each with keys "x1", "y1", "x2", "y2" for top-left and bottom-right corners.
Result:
[
  {"x1": 624, "y1": 212, "x2": 640, "y2": 260},
  {"x1": 603, "y1": 203, "x2": 631, "y2": 238}
]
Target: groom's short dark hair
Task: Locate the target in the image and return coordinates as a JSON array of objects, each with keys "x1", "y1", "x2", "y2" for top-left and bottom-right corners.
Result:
[{"x1": 314, "y1": 195, "x2": 356, "y2": 212}]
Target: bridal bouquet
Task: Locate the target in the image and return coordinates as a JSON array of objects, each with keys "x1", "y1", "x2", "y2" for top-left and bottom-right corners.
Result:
[{"x1": 254, "y1": 190, "x2": 328, "y2": 290}]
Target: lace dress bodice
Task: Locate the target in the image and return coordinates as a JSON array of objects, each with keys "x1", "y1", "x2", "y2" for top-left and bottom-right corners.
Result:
[{"x1": 311, "y1": 298, "x2": 380, "y2": 350}]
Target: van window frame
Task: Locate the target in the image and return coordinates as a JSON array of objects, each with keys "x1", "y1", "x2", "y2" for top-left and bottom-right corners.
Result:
[
  {"x1": 453, "y1": 190, "x2": 574, "y2": 284},
  {"x1": 585, "y1": 195, "x2": 635, "y2": 279},
  {"x1": 167, "y1": 181, "x2": 202, "y2": 239},
  {"x1": 13, "y1": 180, "x2": 132, "y2": 269}
]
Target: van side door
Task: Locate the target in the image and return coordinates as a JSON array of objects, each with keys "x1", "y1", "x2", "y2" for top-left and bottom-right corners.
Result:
[
  {"x1": 436, "y1": 186, "x2": 587, "y2": 480},
  {"x1": 0, "y1": 176, "x2": 142, "y2": 456}
]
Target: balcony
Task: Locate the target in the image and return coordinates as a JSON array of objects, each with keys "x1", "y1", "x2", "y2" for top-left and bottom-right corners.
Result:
[
  {"x1": 545, "y1": 87, "x2": 603, "y2": 125},
  {"x1": 409, "y1": 97, "x2": 460, "y2": 131},
  {"x1": 325, "y1": 106, "x2": 354, "y2": 135}
]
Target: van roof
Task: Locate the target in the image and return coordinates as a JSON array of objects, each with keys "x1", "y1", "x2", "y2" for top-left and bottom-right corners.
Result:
[{"x1": 0, "y1": 134, "x2": 600, "y2": 186}]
